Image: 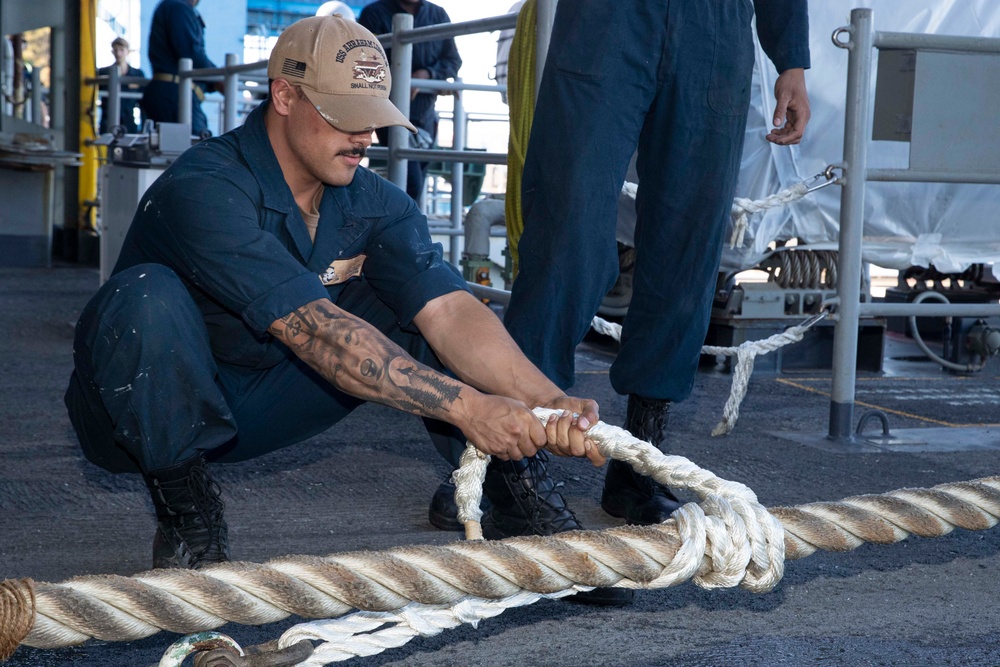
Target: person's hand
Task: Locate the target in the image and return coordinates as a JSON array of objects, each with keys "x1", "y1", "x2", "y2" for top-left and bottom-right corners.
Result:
[
  {"x1": 462, "y1": 394, "x2": 547, "y2": 461},
  {"x1": 411, "y1": 68, "x2": 431, "y2": 101},
  {"x1": 539, "y1": 396, "x2": 605, "y2": 467},
  {"x1": 766, "y1": 68, "x2": 810, "y2": 146}
]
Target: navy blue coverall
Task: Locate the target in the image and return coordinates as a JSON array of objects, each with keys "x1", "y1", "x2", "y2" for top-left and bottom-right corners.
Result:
[
  {"x1": 141, "y1": 0, "x2": 217, "y2": 136},
  {"x1": 64, "y1": 102, "x2": 470, "y2": 474},
  {"x1": 97, "y1": 64, "x2": 145, "y2": 134},
  {"x1": 504, "y1": 0, "x2": 811, "y2": 402},
  {"x1": 359, "y1": 0, "x2": 462, "y2": 200}
]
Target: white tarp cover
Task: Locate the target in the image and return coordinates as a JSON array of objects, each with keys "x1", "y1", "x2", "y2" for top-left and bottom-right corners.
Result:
[{"x1": 724, "y1": 0, "x2": 1000, "y2": 277}]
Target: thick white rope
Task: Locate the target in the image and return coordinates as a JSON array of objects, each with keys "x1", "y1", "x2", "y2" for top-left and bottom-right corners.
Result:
[
  {"x1": 280, "y1": 408, "x2": 786, "y2": 663},
  {"x1": 591, "y1": 314, "x2": 826, "y2": 436},
  {"x1": 729, "y1": 183, "x2": 809, "y2": 248}
]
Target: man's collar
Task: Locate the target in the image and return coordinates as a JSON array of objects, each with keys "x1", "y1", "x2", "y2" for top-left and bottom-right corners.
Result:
[{"x1": 239, "y1": 101, "x2": 298, "y2": 212}]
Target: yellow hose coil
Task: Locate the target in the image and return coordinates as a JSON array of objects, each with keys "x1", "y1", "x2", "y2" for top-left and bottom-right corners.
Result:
[{"x1": 504, "y1": 0, "x2": 537, "y2": 280}]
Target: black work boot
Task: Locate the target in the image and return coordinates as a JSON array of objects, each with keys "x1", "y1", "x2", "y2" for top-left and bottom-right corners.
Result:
[
  {"x1": 601, "y1": 394, "x2": 683, "y2": 525},
  {"x1": 482, "y1": 451, "x2": 634, "y2": 606},
  {"x1": 142, "y1": 453, "x2": 230, "y2": 569},
  {"x1": 428, "y1": 473, "x2": 493, "y2": 532}
]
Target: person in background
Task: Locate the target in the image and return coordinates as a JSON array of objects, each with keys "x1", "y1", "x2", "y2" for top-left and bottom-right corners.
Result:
[
  {"x1": 141, "y1": 0, "x2": 220, "y2": 137},
  {"x1": 501, "y1": 0, "x2": 812, "y2": 606},
  {"x1": 358, "y1": 0, "x2": 462, "y2": 204},
  {"x1": 97, "y1": 37, "x2": 145, "y2": 135}
]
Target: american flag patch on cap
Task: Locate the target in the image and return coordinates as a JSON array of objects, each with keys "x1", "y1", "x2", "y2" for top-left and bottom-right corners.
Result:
[{"x1": 282, "y1": 58, "x2": 306, "y2": 77}]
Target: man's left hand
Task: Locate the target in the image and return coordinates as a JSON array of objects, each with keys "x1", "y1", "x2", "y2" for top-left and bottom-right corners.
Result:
[
  {"x1": 766, "y1": 68, "x2": 810, "y2": 145},
  {"x1": 539, "y1": 396, "x2": 605, "y2": 467}
]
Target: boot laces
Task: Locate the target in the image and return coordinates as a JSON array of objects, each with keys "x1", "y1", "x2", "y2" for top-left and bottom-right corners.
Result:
[
  {"x1": 185, "y1": 466, "x2": 228, "y2": 561},
  {"x1": 520, "y1": 452, "x2": 581, "y2": 532}
]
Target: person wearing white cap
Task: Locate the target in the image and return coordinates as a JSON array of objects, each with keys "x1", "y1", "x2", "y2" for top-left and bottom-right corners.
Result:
[{"x1": 64, "y1": 16, "x2": 604, "y2": 580}]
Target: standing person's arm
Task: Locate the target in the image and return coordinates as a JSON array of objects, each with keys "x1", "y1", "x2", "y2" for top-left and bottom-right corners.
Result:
[{"x1": 754, "y1": 0, "x2": 811, "y2": 145}]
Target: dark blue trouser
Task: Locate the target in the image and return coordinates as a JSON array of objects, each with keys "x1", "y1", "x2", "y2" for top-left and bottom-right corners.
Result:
[
  {"x1": 65, "y1": 264, "x2": 465, "y2": 474},
  {"x1": 504, "y1": 0, "x2": 754, "y2": 402},
  {"x1": 140, "y1": 79, "x2": 209, "y2": 137}
]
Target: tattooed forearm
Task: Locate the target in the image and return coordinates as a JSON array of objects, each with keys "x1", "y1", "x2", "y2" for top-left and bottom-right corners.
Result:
[{"x1": 269, "y1": 299, "x2": 469, "y2": 420}]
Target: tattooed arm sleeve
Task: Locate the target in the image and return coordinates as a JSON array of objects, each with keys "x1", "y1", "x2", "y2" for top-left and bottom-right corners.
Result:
[{"x1": 268, "y1": 298, "x2": 479, "y2": 424}]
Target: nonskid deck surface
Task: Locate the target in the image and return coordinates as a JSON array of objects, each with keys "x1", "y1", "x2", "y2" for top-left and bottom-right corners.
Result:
[{"x1": 2, "y1": 266, "x2": 999, "y2": 667}]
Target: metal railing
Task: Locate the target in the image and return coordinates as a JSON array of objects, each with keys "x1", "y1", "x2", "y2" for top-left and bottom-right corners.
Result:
[
  {"x1": 90, "y1": 3, "x2": 562, "y2": 264},
  {"x1": 827, "y1": 8, "x2": 1000, "y2": 442}
]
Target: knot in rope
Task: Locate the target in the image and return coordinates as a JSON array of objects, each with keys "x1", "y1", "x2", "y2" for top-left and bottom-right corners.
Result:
[
  {"x1": 730, "y1": 183, "x2": 808, "y2": 249},
  {"x1": 514, "y1": 413, "x2": 785, "y2": 593}
]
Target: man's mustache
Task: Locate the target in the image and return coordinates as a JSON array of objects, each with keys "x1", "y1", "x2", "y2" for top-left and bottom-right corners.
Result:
[{"x1": 339, "y1": 147, "x2": 367, "y2": 158}]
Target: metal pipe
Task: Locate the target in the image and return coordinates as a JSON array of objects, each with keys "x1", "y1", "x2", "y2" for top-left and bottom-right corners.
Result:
[
  {"x1": 411, "y1": 79, "x2": 507, "y2": 94},
  {"x1": 463, "y1": 197, "x2": 506, "y2": 256},
  {"x1": 859, "y1": 302, "x2": 1000, "y2": 318},
  {"x1": 178, "y1": 57, "x2": 193, "y2": 131},
  {"x1": 223, "y1": 53, "x2": 239, "y2": 133},
  {"x1": 394, "y1": 148, "x2": 507, "y2": 164},
  {"x1": 866, "y1": 168, "x2": 1000, "y2": 184},
  {"x1": 183, "y1": 61, "x2": 266, "y2": 77},
  {"x1": 875, "y1": 30, "x2": 1000, "y2": 53},
  {"x1": 449, "y1": 81, "x2": 467, "y2": 263},
  {"x1": 829, "y1": 8, "x2": 875, "y2": 442},
  {"x1": 382, "y1": 15, "x2": 517, "y2": 45},
  {"x1": 535, "y1": 0, "x2": 559, "y2": 100},
  {"x1": 30, "y1": 67, "x2": 41, "y2": 125},
  {"x1": 388, "y1": 13, "x2": 413, "y2": 191},
  {"x1": 107, "y1": 65, "x2": 121, "y2": 134},
  {"x1": 468, "y1": 283, "x2": 511, "y2": 305}
]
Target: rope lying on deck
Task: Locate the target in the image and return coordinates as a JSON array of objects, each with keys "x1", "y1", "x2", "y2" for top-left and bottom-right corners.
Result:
[{"x1": 1, "y1": 419, "x2": 998, "y2": 661}]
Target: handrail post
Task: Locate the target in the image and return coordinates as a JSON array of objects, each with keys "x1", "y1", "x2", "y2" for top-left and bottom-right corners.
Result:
[
  {"x1": 178, "y1": 57, "x2": 193, "y2": 132},
  {"x1": 107, "y1": 66, "x2": 121, "y2": 134},
  {"x1": 388, "y1": 13, "x2": 413, "y2": 191},
  {"x1": 829, "y1": 8, "x2": 875, "y2": 442},
  {"x1": 535, "y1": 0, "x2": 558, "y2": 100},
  {"x1": 30, "y1": 67, "x2": 42, "y2": 125},
  {"x1": 449, "y1": 79, "x2": 466, "y2": 263},
  {"x1": 223, "y1": 53, "x2": 240, "y2": 133}
]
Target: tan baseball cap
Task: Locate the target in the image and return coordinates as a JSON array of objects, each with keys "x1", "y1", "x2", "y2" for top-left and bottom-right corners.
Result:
[{"x1": 267, "y1": 15, "x2": 416, "y2": 133}]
